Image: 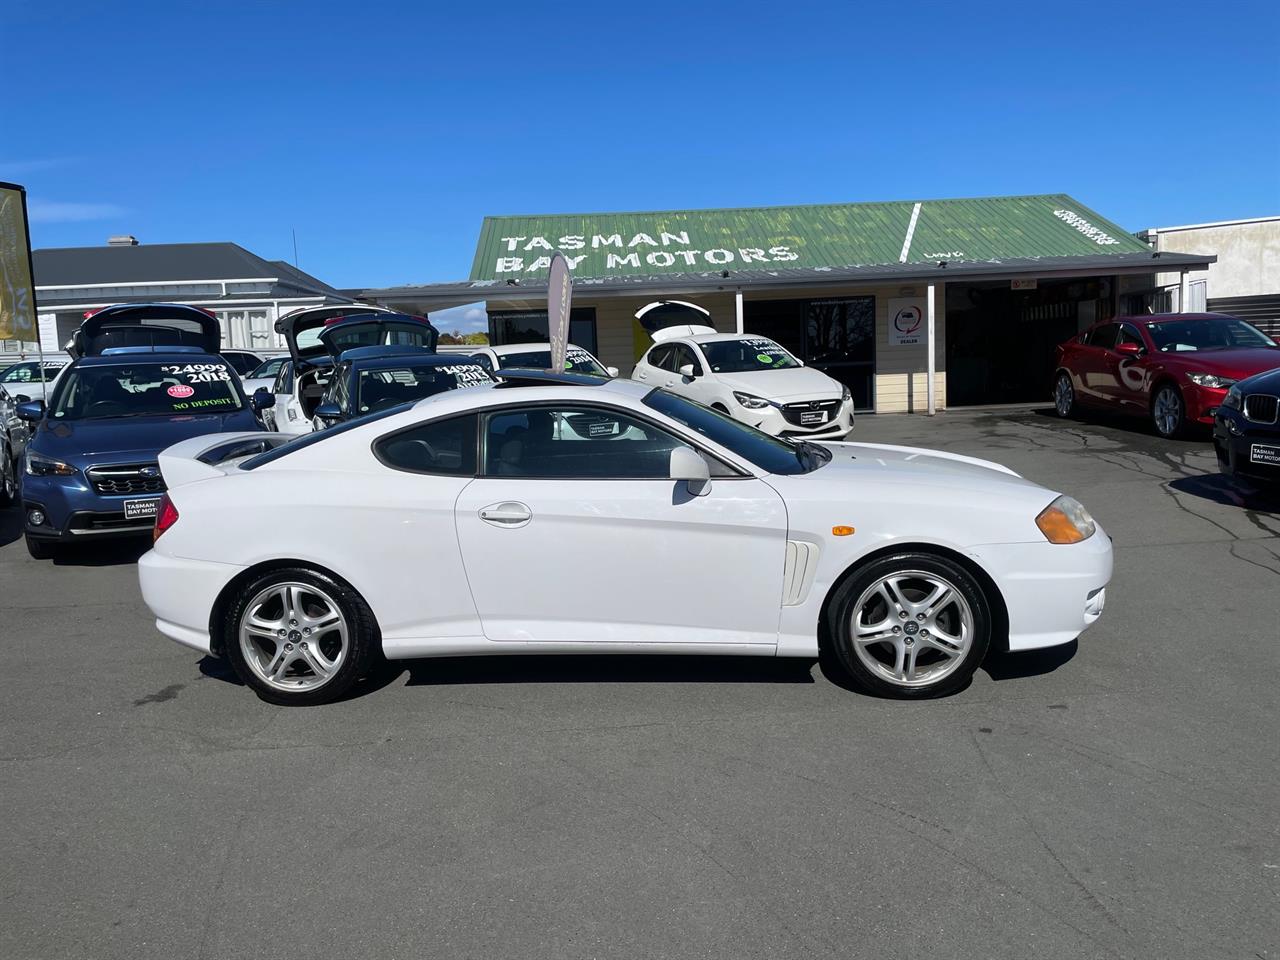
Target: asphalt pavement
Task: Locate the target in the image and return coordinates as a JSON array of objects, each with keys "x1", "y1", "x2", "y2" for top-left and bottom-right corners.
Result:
[{"x1": 2, "y1": 405, "x2": 1278, "y2": 960}]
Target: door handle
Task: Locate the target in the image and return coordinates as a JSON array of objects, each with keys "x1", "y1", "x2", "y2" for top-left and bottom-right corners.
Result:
[{"x1": 478, "y1": 501, "x2": 532, "y2": 527}]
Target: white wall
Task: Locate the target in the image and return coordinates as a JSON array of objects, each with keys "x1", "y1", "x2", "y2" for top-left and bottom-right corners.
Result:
[{"x1": 1147, "y1": 217, "x2": 1280, "y2": 301}]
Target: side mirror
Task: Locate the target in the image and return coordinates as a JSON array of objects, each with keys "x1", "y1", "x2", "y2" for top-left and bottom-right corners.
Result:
[
  {"x1": 16, "y1": 399, "x2": 45, "y2": 422},
  {"x1": 669, "y1": 445, "x2": 711, "y2": 497},
  {"x1": 313, "y1": 401, "x2": 342, "y2": 421},
  {"x1": 250, "y1": 389, "x2": 276, "y2": 411},
  {"x1": 678, "y1": 363, "x2": 700, "y2": 379},
  {"x1": 14, "y1": 394, "x2": 31, "y2": 403},
  {"x1": 606, "y1": 366, "x2": 619, "y2": 378},
  {"x1": 1115, "y1": 341, "x2": 1143, "y2": 356}
]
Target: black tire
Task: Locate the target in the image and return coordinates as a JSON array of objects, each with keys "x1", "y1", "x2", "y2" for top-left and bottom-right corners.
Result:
[
  {"x1": 1151, "y1": 383, "x2": 1185, "y2": 439},
  {"x1": 827, "y1": 551, "x2": 992, "y2": 699},
  {"x1": 25, "y1": 534, "x2": 57, "y2": 560},
  {"x1": 1053, "y1": 371, "x2": 1076, "y2": 419},
  {"x1": 0, "y1": 443, "x2": 14, "y2": 508},
  {"x1": 222, "y1": 566, "x2": 378, "y2": 706}
]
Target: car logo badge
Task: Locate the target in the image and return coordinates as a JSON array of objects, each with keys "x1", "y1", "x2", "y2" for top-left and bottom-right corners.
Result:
[
  {"x1": 139, "y1": 466, "x2": 160, "y2": 478},
  {"x1": 809, "y1": 401, "x2": 820, "y2": 410}
]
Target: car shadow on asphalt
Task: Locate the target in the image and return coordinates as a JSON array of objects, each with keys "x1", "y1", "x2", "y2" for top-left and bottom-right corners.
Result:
[
  {"x1": 401, "y1": 655, "x2": 820, "y2": 687},
  {"x1": 1028, "y1": 406, "x2": 1212, "y2": 446},
  {"x1": 49, "y1": 537, "x2": 151, "y2": 567},
  {"x1": 980, "y1": 639, "x2": 1078, "y2": 682},
  {"x1": 1168, "y1": 473, "x2": 1280, "y2": 514},
  {"x1": 0, "y1": 504, "x2": 22, "y2": 547}
]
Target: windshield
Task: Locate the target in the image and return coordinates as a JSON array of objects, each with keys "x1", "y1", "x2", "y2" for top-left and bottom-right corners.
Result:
[
  {"x1": 700, "y1": 337, "x2": 802, "y2": 373},
  {"x1": 50, "y1": 360, "x2": 244, "y2": 420},
  {"x1": 247, "y1": 357, "x2": 285, "y2": 379},
  {"x1": 356, "y1": 363, "x2": 493, "y2": 414},
  {"x1": 1146, "y1": 317, "x2": 1276, "y2": 353},
  {"x1": 495, "y1": 347, "x2": 609, "y2": 377},
  {"x1": 644, "y1": 389, "x2": 829, "y2": 475}
]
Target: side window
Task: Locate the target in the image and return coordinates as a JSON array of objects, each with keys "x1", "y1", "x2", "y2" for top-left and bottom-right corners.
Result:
[
  {"x1": 5, "y1": 364, "x2": 32, "y2": 383},
  {"x1": 273, "y1": 363, "x2": 293, "y2": 394},
  {"x1": 484, "y1": 405, "x2": 701, "y2": 479},
  {"x1": 1087, "y1": 324, "x2": 1118, "y2": 350},
  {"x1": 672, "y1": 344, "x2": 701, "y2": 374},
  {"x1": 1116, "y1": 324, "x2": 1144, "y2": 350},
  {"x1": 471, "y1": 353, "x2": 495, "y2": 373},
  {"x1": 375, "y1": 413, "x2": 477, "y2": 476},
  {"x1": 646, "y1": 344, "x2": 673, "y2": 371}
]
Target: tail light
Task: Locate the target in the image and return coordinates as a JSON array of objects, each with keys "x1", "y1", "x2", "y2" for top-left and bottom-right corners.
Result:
[{"x1": 153, "y1": 494, "x2": 179, "y2": 543}]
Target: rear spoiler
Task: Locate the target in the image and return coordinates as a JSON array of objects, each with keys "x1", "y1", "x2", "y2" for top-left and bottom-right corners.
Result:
[{"x1": 157, "y1": 432, "x2": 293, "y2": 488}]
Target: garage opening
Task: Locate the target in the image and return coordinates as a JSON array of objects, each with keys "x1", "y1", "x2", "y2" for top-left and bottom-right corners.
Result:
[{"x1": 945, "y1": 278, "x2": 1114, "y2": 406}]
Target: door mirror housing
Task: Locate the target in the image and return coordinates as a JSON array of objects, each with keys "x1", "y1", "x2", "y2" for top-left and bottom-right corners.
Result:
[
  {"x1": 250, "y1": 388, "x2": 276, "y2": 411},
  {"x1": 605, "y1": 366, "x2": 619, "y2": 378},
  {"x1": 313, "y1": 401, "x2": 342, "y2": 422},
  {"x1": 678, "y1": 363, "x2": 700, "y2": 379},
  {"x1": 16, "y1": 399, "x2": 45, "y2": 422},
  {"x1": 13, "y1": 393, "x2": 31, "y2": 403},
  {"x1": 1115, "y1": 341, "x2": 1143, "y2": 356},
  {"x1": 669, "y1": 445, "x2": 711, "y2": 496}
]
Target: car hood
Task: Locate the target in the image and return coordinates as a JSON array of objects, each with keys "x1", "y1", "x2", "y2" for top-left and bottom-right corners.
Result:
[
  {"x1": 712, "y1": 366, "x2": 843, "y2": 401},
  {"x1": 1161, "y1": 347, "x2": 1280, "y2": 379},
  {"x1": 814, "y1": 441, "x2": 1034, "y2": 487},
  {"x1": 29, "y1": 410, "x2": 261, "y2": 463},
  {"x1": 1237, "y1": 365, "x2": 1280, "y2": 393}
]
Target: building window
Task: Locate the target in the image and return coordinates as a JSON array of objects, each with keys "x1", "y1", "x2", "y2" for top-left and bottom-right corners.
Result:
[{"x1": 489, "y1": 308, "x2": 598, "y2": 355}]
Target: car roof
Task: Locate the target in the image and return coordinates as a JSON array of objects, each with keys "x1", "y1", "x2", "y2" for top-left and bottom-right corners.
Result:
[
  {"x1": 410, "y1": 375, "x2": 648, "y2": 414},
  {"x1": 74, "y1": 351, "x2": 230, "y2": 367},
  {"x1": 345, "y1": 352, "x2": 484, "y2": 370},
  {"x1": 655, "y1": 332, "x2": 766, "y2": 346},
  {"x1": 1115, "y1": 313, "x2": 1238, "y2": 324},
  {"x1": 337, "y1": 345, "x2": 439, "y2": 364},
  {"x1": 491, "y1": 342, "x2": 592, "y2": 354}
]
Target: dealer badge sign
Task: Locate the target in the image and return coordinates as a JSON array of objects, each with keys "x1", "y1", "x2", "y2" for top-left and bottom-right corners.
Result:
[{"x1": 887, "y1": 298, "x2": 924, "y2": 347}]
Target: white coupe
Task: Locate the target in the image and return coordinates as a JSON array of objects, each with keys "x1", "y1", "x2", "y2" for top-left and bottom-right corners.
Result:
[{"x1": 139, "y1": 375, "x2": 1111, "y2": 705}]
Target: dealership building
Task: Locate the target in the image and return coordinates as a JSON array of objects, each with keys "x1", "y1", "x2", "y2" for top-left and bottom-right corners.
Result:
[{"x1": 368, "y1": 194, "x2": 1217, "y2": 411}]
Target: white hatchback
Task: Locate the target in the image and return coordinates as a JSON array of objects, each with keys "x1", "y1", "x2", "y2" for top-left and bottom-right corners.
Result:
[
  {"x1": 632, "y1": 325, "x2": 853, "y2": 439},
  {"x1": 139, "y1": 375, "x2": 1111, "y2": 706},
  {"x1": 469, "y1": 342, "x2": 617, "y2": 379}
]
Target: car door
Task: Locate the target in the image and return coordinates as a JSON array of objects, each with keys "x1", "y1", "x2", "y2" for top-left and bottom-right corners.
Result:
[
  {"x1": 1104, "y1": 322, "x2": 1153, "y2": 412},
  {"x1": 631, "y1": 344, "x2": 671, "y2": 386},
  {"x1": 662, "y1": 343, "x2": 707, "y2": 401},
  {"x1": 1073, "y1": 323, "x2": 1118, "y2": 405},
  {"x1": 454, "y1": 402, "x2": 789, "y2": 646}
]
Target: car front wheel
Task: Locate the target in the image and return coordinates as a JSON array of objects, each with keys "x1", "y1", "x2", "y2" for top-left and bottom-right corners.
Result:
[
  {"x1": 1152, "y1": 384, "x2": 1185, "y2": 439},
  {"x1": 828, "y1": 552, "x2": 992, "y2": 698},
  {"x1": 0, "y1": 445, "x2": 14, "y2": 507},
  {"x1": 223, "y1": 567, "x2": 377, "y2": 705},
  {"x1": 1053, "y1": 372, "x2": 1076, "y2": 418}
]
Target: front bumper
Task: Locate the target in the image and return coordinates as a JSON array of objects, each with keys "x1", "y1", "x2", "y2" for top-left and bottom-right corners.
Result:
[
  {"x1": 1213, "y1": 409, "x2": 1280, "y2": 482},
  {"x1": 968, "y1": 527, "x2": 1113, "y2": 651},
  {"x1": 139, "y1": 549, "x2": 246, "y2": 655},
  {"x1": 1184, "y1": 383, "x2": 1230, "y2": 426},
  {"x1": 739, "y1": 400, "x2": 855, "y2": 439},
  {"x1": 21, "y1": 473, "x2": 160, "y2": 542}
]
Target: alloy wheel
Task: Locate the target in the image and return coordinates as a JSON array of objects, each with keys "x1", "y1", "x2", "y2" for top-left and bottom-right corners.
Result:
[
  {"x1": 1054, "y1": 375, "x2": 1074, "y2": 417},
  {"x1": 238, "y1": 581, "x2": 349, "y2": 692},
  {"x1": 849, "y1": 570, "x2": 974, "y2": 688},
  {"x1": 1153, "y1": 386, "x2": 1182, "y2": 437}
]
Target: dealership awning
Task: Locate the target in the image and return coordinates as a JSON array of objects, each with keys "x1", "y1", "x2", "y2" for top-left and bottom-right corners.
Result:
[{"x1": 364, "y1": 250, "x2": 1215, "y2": 310}]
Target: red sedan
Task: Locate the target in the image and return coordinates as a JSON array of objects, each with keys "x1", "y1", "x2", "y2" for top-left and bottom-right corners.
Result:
[{"x1": 1053, "y1": 313, "x2": 1280, "y2": 438}]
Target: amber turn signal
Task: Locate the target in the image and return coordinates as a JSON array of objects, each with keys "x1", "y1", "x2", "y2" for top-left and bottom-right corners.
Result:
[
  {"x1": 1035, "y1": 495, "x2": 1095, "y2": 544},
  {"x1": 832, "y1": 525, "x2": 855, "y2": 537}
]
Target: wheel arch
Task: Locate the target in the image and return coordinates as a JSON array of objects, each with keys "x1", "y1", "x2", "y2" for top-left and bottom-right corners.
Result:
[
  {"x1": 1148, "y1": 373, "x2": 1183, "y2": 411},
  {"x1": 817, "y1": 541, "x2": 1010, "y2": 656},
  {"x1": 207, "y1": 558, "x2": 377, "y2": 656}
]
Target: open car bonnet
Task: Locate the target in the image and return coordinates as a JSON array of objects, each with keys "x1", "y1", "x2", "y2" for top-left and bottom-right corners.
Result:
[
  {"x1": 275, "y1": 305, "x2": 397, "y2": 365},
  {"x1": 316, "y1": 314, "x2": 439, "y2": 362},
  {"x1": 71, "y1": 304, "x2": 222, "y2": 359}
]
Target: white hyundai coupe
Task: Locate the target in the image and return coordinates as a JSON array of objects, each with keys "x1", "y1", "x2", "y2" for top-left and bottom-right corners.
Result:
[{"x1": 139, "y1": 374, "x2": 1111, "y2": 705}]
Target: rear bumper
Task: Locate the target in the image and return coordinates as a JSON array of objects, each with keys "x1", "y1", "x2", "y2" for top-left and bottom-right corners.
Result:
[
  {"x1": 969, "y1": 528, "x2": 1113, "y2": 651},
  {"x1": 138, "y1": 549, "x2": 245, "y2": 656}
]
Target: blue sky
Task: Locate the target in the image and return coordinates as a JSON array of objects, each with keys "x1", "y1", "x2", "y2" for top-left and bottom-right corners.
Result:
[{"x1": 3, "y1": 0, "x2": 1277, "y2": 295}]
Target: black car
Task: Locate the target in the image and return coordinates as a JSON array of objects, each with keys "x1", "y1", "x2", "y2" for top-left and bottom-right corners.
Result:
[
  {"x1": 312, "y1": 349, "x2": 494, "y2": 428},
  {"x1": 1213, "y1": 367, "x2": 1280, "y2": 485}
]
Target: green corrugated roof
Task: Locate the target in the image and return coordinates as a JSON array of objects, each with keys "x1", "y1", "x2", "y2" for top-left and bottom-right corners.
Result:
[{"x1": 469, "y1": 194, "x2": 1150, "y2": 282}]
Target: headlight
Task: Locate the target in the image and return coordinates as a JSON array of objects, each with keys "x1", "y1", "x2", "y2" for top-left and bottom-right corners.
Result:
[
  {"x1": 733, "y1": 391, "x2": 773, "y2": 410},
  {"x1": 25, "y1": 452, "x2": 78, "y2": 477},
  {"x1": 1187, "y1": 372, "x2": 1237, "y2": 389},
  {"x1": 1221, "y1": 385, "x2": 1242, "y2": 410},
  {"x1": 1035, "y1": 495, "x2": 1096, "y2": 544},
  {"x1": 841, "y1": 384, "x2": 851, "y2": 404}
]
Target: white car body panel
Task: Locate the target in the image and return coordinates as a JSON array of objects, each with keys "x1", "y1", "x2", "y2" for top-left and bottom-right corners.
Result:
[
  {"x1": 140, "y1": 380, "x2": 1111, "y2": 666},
  {"x1": 471, "y1": 342, "x2": 615, "y2": 378}
]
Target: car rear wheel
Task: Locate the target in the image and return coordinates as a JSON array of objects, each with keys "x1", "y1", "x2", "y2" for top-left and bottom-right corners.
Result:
[
  {"x1": 224, "y1": 567, "x2": 377, "y2": 706},
  {"x1": 828, "y1": 552, "x2": 992, "y2": 699},
  {"x1": 1152, "y1": 384, "x2": 1185, "y2": 439},
  {"x1": 0, "y1": 445, "x2": 14, "y2": 507},
  {"x1": 1053, "y1": 372, "x2": 1076, "y2": 418}
]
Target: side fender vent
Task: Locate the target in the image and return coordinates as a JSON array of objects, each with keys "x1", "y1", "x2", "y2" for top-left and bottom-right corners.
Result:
[{"x1": 782, "y1": 540, "x2": 820, "y2": 606}]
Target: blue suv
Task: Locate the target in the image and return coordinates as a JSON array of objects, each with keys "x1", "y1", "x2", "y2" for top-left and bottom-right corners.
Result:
[{"x1": 17, "y1": 304, "x2": 270, "y2": 559}]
